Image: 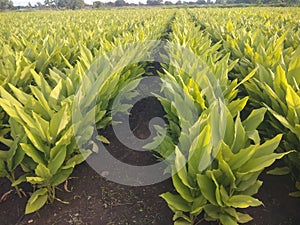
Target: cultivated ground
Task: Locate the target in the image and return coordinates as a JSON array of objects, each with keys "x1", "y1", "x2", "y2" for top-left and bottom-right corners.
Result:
[{"x1": 0, "y1": 97, "x2": 300, "y2": 225}]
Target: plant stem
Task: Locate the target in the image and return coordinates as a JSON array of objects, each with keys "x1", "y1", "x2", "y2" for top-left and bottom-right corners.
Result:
[
  {"x1": 9, "y1": 173, "x2": 22, "y2": 198},
  {"x1": 52, "y1": 186, "x2": 56, "y2": 201},
  {"x1": 14, "y1": 186, "x2": 22, "y2": 198},
  {"x1": 48, "y1": 186, "x2": 56, "y2": 203}
]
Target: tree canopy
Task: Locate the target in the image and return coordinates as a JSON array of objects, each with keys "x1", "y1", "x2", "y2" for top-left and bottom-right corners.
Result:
[{"x1": 0, "y1": 0, "x2": 13, "y2": 10}]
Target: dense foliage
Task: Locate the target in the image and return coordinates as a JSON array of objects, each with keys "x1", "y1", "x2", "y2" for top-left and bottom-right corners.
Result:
[{"x1": 0, "y1": 7, "x2": 299, "y2": 225}]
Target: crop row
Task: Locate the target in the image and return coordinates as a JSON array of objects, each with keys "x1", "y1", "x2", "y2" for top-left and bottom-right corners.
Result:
[{"x1": 0, "y1": 8, "x2": 299, "y2": 225}]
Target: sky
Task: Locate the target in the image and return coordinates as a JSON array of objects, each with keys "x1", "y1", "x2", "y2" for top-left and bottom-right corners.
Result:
[{"x1": 12, "y1": 0, "x2": 185, "y2": 6}]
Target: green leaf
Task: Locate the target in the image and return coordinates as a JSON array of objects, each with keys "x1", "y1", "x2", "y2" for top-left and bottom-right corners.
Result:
[
  {"x1": 55, "y1": 126, "x2": 74, "y2": 147},
  {"x1": 173, "y1": 211, "x2": 193, "y2": 222},
  {"x1": 14, "y1": 107, "x2": 38, "y2": 132},
  {"x1": 219, "y1": 214, "x2": 238, "y2": 225},
  {"x1": 31, "y1": 69, "x2": 52, "y2": 96},
  {"x1": 223, "y1": 207, "x2": 238, "y2": 219},
  {"x1": 203, "y1": 204, "x2": 220, "y2": 220},
  {"x1": 210, "y1": 101, "x2": 226, "y2": 147},
  {"x1": 26, "y1": 176, "x2": 45, "y2": 184},
  {"x1": 219, "y1": 186, "x2": 229, "y2": 203},
  {"x1": 11, "y1": 174, "x2": 28, "y2": 187},
  {"x1": 197, "y1": 174, "x2": 217, "y2": 205},
  {"x1": 218, "y1": 152, "x2": 236, "y2": 187},
  {"x1": 50, "y1": 168, "x2": 73, "y2": 186},
  {"x1": 226, "y1": 195, "x2": 262, "y2": 208},
  {"x1": 240, "y1": 180, "x2": 263, "y2": 196},
  {"x1": 172, "y1": 172, "x2": 194, "y2": 203},
  {"x1": 236, "y1": 67, "x2": 258, "y2": 89},
  {"x1": 50, "y1": 105, "x2": 70, "y2": 140},
  {"x1": 24, "y1": 126, "x2": 47, "y2": 153},
  {"x1": 0, "y1": 160, "x2": 8, "y2": 177},
  {"x1": 189, "y1": 125, "x2": 212, "y2": 174},
  {"x1": 30, "y1": 86, "x2": 53, "y2": 117},
  {"x1": 252, "y1": 134, "x2": 282, "y2": 158},
  {"x1": 9, "y1": 118, "x2": 24, "y2": 140},
  {"x1": 97, "y1": 135, "x2": 110, "y2": 144},
  {"x1": 240, "y1": 151, "x2": 293, "y2": 173},
  {"x1": 66, "y1": 150, "x2": 92, "y2": 166},
  {"x1": 174, "y1": 220, "x2": 191, "y2": 225},
  {"x1": 7, "y1": 138, "x2": 24, "y2": 171},
  {"x1": 227, "y1": 97, "x2": 248, "y2": 118},
  {"x1": 286, "y1": 86, "x2": 300, "y2": 122},
  {"x1": 95, "y1": 110, "x2": 106, "y2": 124},
  {"x1": 287, "y1": 47, "x2": 300, "y2": 83},
  {"x1": 49, "y1": 79, "x2": 63, "y2": 108},
  {"x1": 229, "y1": 145, "x2": 257, "y2": 171},
  {"x1": 209, "y1": 171, "x2": 223, "y2": 206},
  {"x1": 35, "y1": 164, "x2": 51, "y2": 178},
  {"x1": 235, "y1": 171, "x2": 260, "y2": 192},
  {"x1": 25, "y1": 188, "x2": 48, "y2": 214},
  {"x1": 236, "y1": 212, "x2": 253, "y2": 223},
  {"x1": 175, "y1": 147, "x2": 194, "y2": 189},
  {"x1": 242, "y1": 108, "x2": 267, "y2": 131},
  {"x1": 0, "y1": 86, "x2": 23, "y2": 108},
  {"x1": 0, "y1": 99, "x2": 21, "y2": 122},
  {"x1": 246, "y1": 130, "x2": 260, "y2": 145},
  {"x1": 226, "y1": 19, "x2": 234, "y2": 32},
  {"x1": 267, "y1": 167, "x2": 291, "y2": 175},
  {"x1": 289, "y1": 191, "x2": 300, "y2": 197},
  {"x1": 48, "y1": 145, "x2": 67, "y2": 175},
  {"x1": 20, "y1": 143, "x2": 45, "y2": 165},
  {"x1": 32, "y1": 111, "x2": 50, "y2": 142},
  {"x1": 79, "y1": 44, "x2": 94, "y2": 67},
  {"x1": 160, "y1": 192, "x2": 191, "y2": 212},
  {"x1": 296, "y1": 181, "x2": 300, "y2": 190},
  {"x1": 267, "y1": 106, "x2": 300, "y2": 136},
  {"x1": 8, "y1": 83, "x2": 31, "y2": 105},
  {"x1": 190, "y1": 195, "x2": 206, "y2": 215},
  {"x1": 231, "y1": 114, "x2": 246, "y2": 154}
]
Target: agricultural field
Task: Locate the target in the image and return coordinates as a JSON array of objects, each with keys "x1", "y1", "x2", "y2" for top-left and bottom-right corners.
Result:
[{"x1": 0, "y1": 7, "x2": 300, "y2": 225}]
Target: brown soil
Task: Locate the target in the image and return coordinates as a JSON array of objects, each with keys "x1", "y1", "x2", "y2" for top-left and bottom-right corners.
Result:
[{"x1": 0, "y1": 97, "x2": 300, "y2": 225}]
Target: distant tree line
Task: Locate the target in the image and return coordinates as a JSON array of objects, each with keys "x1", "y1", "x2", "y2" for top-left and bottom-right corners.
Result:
[
  {"x1": 43, "y1": 0, "x2": 85, "y2": 9},
  {"x1": 214, "y1": 0, "x2": 299, "y2": 4},
  {"x1": 91, "y1": 0, "x2": 299, "y2": 8},
  {"x1": 0, "y1": 0, "x2": 13, "y2": 9},
  {"x1": 1, "y1": 0, "x2": 299, "y2": 10}
]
